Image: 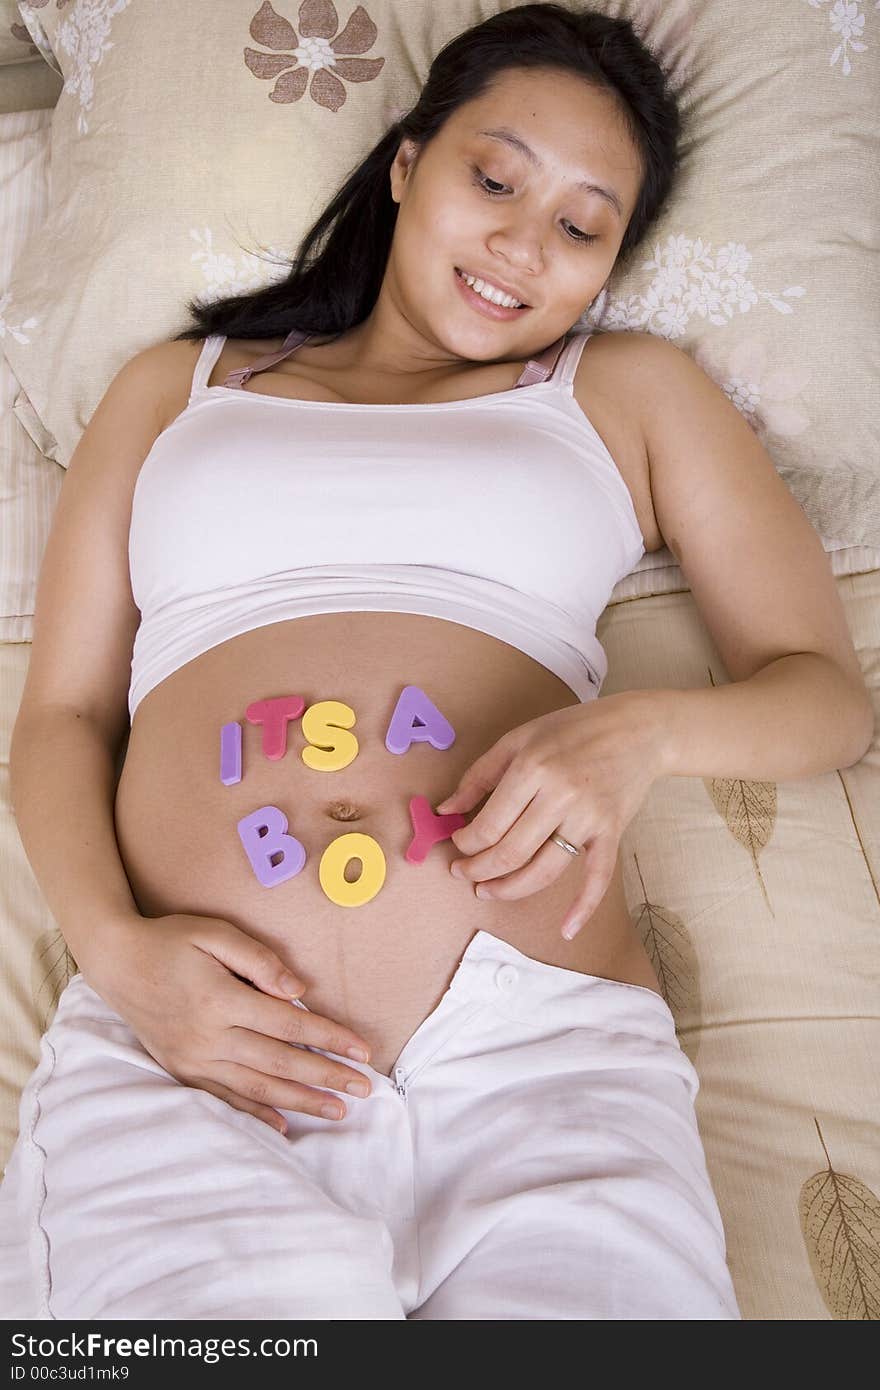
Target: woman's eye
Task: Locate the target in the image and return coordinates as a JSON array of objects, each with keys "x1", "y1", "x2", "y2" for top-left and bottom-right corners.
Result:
[
  {"x1": 478, "y1": 172, "x2": 507, "y2": 196},
  {"x1": 470, "y1": 166, "x2": 598, "y2": 246}
]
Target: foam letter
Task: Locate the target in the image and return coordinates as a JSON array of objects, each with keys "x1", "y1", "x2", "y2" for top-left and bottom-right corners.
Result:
[
  {"x1": 385, "y1": 685, "x2": 456, "y2": 755},
  {"x1": 237, "y1": 805, "x2": 306, "y2": 888},
  {"x1": 318, "y1": 832, "x2": 386, "y2": 907},
  {"x1": 301, "y1": 700, "x2": 359, "y2": 772},
  {"x1": 405, "y1": 795, "x2": 467, "y2": 865},
  {"x1": 245, "y1": 695, "x2": 306, "y2": 761},
  {"x1": 220, "y1": 721, "x2": 242, "y2": 785}
]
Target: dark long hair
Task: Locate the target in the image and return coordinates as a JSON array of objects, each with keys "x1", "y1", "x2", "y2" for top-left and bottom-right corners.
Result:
[{"x1": 172, "y1": 3, "x2": 682, "y2": 346}]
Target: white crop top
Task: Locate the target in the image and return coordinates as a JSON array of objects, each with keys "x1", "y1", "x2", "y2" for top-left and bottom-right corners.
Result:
[{"x1": 127, "y1": 327, "x2": 645, "y2": 723}]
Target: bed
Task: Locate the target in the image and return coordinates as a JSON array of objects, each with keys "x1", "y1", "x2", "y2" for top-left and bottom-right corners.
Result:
[{"x1": 1, "y1": 0, "x2": 878, "y2": 1321}]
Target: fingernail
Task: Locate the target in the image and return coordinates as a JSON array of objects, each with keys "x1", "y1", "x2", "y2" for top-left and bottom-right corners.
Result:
[
  {"x1": 282, "y1": 973, "x2": 304, "y2": 995},
  {"x1": 475, "y1": 886, "x2": 491, "y2": 899},
  {"x1": 347, "y1": 1046, "x2": 369, "y2": 1062},
  {"x1": 450, "y1": 862, "x2": 464, "y2": 878},
  {"x1": 561, "y1": 921, "x2": 578, "y2": 940}
]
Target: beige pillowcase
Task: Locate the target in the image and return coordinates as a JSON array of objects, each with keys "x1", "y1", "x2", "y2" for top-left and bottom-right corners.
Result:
[
  {"x1": 1, "y1": 102, "x2": 876, "y2": 640},
  {"x1": 4, "y1": 0, "x2": 879, "y2": 552},
  {"x1": 0, "y1": 0, "x2": 40, "y2": 65},
  {"x1": 0, "y1": 105, "x2": 61, "y2": 638}
]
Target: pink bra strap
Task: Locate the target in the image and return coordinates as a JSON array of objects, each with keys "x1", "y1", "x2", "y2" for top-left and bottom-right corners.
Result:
[
  {"x1": 514, "y1": 333, "x2": 568, "y2": 387},
  {"x1": 222, "y1": 327, "x2": 315, "y2": 389},
  {"x1": 222, "y1": 327, "x2": 568, "y2": 391}
]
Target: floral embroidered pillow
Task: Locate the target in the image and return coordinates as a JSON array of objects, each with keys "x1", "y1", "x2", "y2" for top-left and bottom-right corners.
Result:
[
  {"x1": 4, "y1": 0, "x2": 879, "y2": 550},
  {"x1": 0, "y1": 0, "x2": 41, "y2": 65}
]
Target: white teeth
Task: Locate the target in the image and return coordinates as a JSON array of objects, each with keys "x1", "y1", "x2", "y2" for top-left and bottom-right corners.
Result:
[{"x1": 459, "y1": 269, "x2": 524, "y2": 309}]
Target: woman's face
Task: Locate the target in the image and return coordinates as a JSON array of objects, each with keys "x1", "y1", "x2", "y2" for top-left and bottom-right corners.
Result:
[{"x1": 386, "y1": 66, "x2": 643, "y2": 365}]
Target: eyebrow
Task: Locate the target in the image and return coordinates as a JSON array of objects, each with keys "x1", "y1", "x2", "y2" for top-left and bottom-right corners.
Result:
[{"x1": 476, "y1": 126, "x2": 624, "y2": 220}]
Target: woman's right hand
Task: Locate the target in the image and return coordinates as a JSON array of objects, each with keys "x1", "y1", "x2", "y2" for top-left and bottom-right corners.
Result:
[{"x1": 81, "y1": 911, "x2": 374, "y2": 1134}]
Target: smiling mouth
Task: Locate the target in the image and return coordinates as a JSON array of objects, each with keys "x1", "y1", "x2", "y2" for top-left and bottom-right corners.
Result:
[{"x1": 455, "y1": 266, "x2": 530, "y2": 309}]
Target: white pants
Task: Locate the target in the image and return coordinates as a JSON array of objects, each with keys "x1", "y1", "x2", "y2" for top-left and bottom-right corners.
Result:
[{"x1": 0, "y1": 929, "x2": 741, "y2": 1320}]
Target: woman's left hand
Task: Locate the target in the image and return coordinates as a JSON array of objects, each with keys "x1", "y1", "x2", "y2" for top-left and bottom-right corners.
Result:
[{"x1": 434, "y1": 691, "x2": 667, "y2": 940}]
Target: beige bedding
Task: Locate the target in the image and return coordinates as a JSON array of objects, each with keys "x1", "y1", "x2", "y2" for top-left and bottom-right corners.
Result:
[{"x1": 2, "y1": 4, "x2": 879, "y2": 1320}]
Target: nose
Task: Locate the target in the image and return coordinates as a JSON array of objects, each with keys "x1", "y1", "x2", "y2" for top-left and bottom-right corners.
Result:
[{"x1": 487, "y1": 223, "x2": 543, "y2": 283}]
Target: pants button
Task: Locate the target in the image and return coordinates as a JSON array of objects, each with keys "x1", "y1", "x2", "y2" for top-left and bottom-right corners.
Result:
[{"x1": 495, "y1": 964, "x2": 519, "y2": 992}]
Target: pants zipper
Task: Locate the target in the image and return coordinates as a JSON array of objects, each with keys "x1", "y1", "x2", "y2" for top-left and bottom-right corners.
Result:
[{"x1": 390, "y1": 1002, "x2": 489, "y2": 1103}]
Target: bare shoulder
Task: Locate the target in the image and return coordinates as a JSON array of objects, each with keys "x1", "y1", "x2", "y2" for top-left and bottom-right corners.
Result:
[
  {"x1": 160, "y1": 335, "x2": 295, "y2": 418},
  {"x1": 583, "y1": 326, "x2": 725, "y2": 436},
  {"x1": 572, "y1": 328, "x2": 667, "y2": 553},
  {"x1": 127, "y1": 337, "x2": 204, "y2": 431},
  {"x1": 573, "y1": 328, "x2": 735, "y2": 554},
  {"x1": 576, "y1": 326, "x2": 683, "y2": 403},
  {"x1": 611, "y1": 329, "x2": 871, "y2": 699},
  {"x1": 147, "y1": 336, "x2": 260, "y2": 429},
  {"x1": 137, "y1": 336, "x2": 206, "y2": 377}
]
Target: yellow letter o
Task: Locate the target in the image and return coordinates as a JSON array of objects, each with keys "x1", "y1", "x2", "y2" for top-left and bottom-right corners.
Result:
[{"x1": 318, "y1": 832, "x2": 386, "y2": 907}]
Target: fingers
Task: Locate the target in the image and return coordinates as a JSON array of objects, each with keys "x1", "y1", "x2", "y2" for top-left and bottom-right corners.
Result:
[
  {"x1": 233, "y1": 980, "x2": 372, "y2": 1065},
  {"x1": 194, "y1": 1078, "x2": 291, "y2": 1136},
  {"x1": 191, "y1": 919, "x2": 308, "y2": 1002},
  {"x1": 216, "y1": 987, "x2": 376, "y2": 1121},
  {"x1": 446, "y1": 751, "x2": 539, "y2": 842},
  {"x1": 450, "y1": 787, "x2": 570, "y2": 897},
  {"x1": 559, "y1": 835, "x2": 619, "y2": 939},
  {"x1": 470, "y1": 834, "x2": 588, "y2": 902},
  {"x1": 207, "y1": 1059, "x2": 359, "y2": 1124},
  {"x1": 220, "y1": 1024, "x2": 373, "y2": 1118},
  {"x1": 436, "y1": 752, "x2": 506, "y2": 815}
]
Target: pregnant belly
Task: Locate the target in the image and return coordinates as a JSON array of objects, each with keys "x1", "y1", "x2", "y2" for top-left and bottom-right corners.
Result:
[{"x1": 114, "y1": 611, "x2": 661, "y2": 1075}]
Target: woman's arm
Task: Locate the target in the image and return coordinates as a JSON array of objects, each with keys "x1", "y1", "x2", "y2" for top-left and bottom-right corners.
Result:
[
  {"x1": 626, "y1": 331, "x2": 873, "y2": 766},
  {"x1": 9, "y1": 345, "x2": 374, "y2": 1128},
  {"x1": 9, "y1": 343, "x2": 175, "y2": 976},
  {"x1": 652, "y1": 652, "x2": 873, "y2": 782},
  {"x1": 7, "y1": 338, "x2": 246, "y2": 953},
  {"x1": 10, "y1": 710, "x2": 141, "y2": 983}
]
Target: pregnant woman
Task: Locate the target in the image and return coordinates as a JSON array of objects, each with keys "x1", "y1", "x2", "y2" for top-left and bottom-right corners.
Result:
[{"x1": 1, "y1": 4, "x2": 870, "y2": 1321}]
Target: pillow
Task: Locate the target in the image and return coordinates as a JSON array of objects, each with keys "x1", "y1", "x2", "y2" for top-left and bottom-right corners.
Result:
[
  {"x1": 4, "y1": 0, "x2": 879, "y2": 555},
  {"x1": 0, "y1": 0, "x2": 41, "y2": 65},
  {"x1": 15, "y1": 66, "x2": 871, "y2": 643},
  {"x1": 0, "y1": 104, "x2": 61, "y2": 639}
]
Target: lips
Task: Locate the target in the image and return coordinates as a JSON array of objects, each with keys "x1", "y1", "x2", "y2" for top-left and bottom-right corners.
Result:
[{"x1": 455, "y1": 266, "x2": 529, "y2": 308}]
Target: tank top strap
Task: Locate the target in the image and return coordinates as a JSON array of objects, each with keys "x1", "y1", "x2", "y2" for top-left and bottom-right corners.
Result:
[
  {"x1": 513, "y1": 332, "x2": 571, "y2": 388},
  {"x1": 189, "y1": 335, "x2": 227, "y2": 395},
  {"x1": 550, "y1": 331, "x2": 595, "y2": 392},
  {"x1": 218, "y1": 326, "x2": 579, "y2": 392},
  {"x1": 221, "y1": 327, "x2": 315, "y2": 390}
]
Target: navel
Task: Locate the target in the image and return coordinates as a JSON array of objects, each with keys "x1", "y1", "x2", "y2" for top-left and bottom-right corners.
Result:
[{"x1": 325, "y1": 800, "x2": 364, "y2": 823}]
